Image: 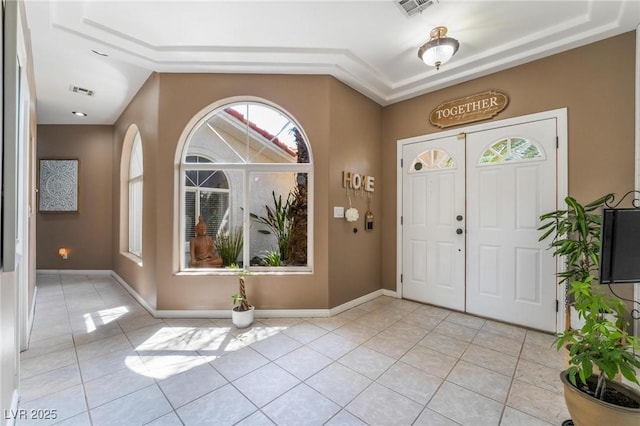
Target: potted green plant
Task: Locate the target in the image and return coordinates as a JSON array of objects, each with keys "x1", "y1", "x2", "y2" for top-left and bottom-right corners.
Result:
[
  {"x1": 229, "y1": 266, "x2": 253, "y2": 328},
  {"x1": 539, "y1": 195, "x2": 640, "y2": 426}
]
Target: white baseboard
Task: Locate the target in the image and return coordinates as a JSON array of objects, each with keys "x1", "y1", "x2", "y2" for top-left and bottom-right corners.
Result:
[
  {"x1": 110, "y1": 272, "x2": 157, "y2": 315},
  {"x1": 36, "y1": 269, "x2": 112, "y2": 275},
  {"x1": 329, "y1": 289, "x2": 385, "y2": 316},
  {"x1": 37, "y1": 269, "x2": 394, "y2": 320},
  {"x1": 382, "y1": 289, "x2": 399, "y2": 298},
  {"x1": 21, "y1": 285, "x2": 37, "y2": 352}
]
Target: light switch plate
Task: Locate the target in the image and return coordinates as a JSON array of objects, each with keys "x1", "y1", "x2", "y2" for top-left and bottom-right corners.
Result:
[{"x1": 333, "y1": 206, "x2": 344, "y2": 218}]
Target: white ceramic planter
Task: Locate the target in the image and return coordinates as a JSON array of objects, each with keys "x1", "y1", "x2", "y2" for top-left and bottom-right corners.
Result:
[{"x1": 232, "y1": 306, "x2": 254, "y2": 328}]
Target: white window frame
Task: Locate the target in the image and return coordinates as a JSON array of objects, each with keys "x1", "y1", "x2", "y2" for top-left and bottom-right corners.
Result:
[
  {"x1": 177, "y1": 97, "x2": 313, "y2": 274},
  {"x1": 128, "y1": 131, "x2": 143, "y2": 257}
]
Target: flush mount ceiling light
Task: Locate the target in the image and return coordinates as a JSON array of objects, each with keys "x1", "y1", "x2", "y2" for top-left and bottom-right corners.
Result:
[
  {"x1": 72, "y1": 111, "x2": 87, "y2": 117},
  {"x1": 418, "y1": 26, "x2": 459, "y2": 70}
]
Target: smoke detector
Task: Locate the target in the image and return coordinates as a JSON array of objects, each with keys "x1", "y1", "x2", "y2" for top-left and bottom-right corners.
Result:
[
  {"x1": 397, "y1": 0, "x2": 439, "y2": 17},
  {"x1": 69, "y1": 85, "x2": 95, "y2": 96}
]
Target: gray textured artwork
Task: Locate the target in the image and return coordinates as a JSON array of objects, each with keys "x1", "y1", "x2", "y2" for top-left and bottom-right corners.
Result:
[{"x1": 39, "y1": 159, "x2": 78, "y2": 212}]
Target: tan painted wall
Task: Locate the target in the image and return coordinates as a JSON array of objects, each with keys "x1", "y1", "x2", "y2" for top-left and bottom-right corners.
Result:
[
  {"x1": 36, "y1": 125, "x2": 114, "y2": 270},
  {"x1": 36, "y1": 32, "x2": 637, "y2": 313},
  {"x1": 328, "y1": 79, "x2": 383, "y2": 306},
  {"x1": 381, "y1": 32, "x2": 636, "y2": 300},
  {"x1": 112, "y1": 73, "x2": 159, "y2": 306},
  {"x1": 114, "y1": 74, "x2": 381, "y2": 310}
]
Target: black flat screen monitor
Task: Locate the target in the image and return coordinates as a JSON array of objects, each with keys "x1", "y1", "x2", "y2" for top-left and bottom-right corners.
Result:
[{"x1": 599, "y1": 208, "x2": 640, "y2": 284}]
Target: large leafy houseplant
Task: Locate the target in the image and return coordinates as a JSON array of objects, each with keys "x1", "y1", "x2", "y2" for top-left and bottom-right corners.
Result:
[
  {"x1": 214, "y1": 226, "x2": 243, "y2": 267},
  {"x1": 539, "y1": 194, "x2": 640, "y2": 409},
  {"x1": 250, "y1": 190, "x2": 294, "y2": 263}
]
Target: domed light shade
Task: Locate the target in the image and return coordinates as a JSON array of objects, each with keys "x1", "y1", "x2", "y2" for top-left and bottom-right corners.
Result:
[{"x1": 418, "y1": 26, "x2": 459, "y2": 70}]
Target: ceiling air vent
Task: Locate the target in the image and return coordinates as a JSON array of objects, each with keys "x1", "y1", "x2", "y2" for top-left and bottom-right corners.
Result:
[
  {"x1": 69, "y1": 85, "x2": 95, "y2": 97},
  {"x1": 397, "y1": 0, "x2": 439, "y2": 17}
]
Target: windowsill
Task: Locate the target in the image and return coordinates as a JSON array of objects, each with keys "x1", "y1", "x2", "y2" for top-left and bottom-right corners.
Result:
[
  {"x1": 175, "y1": 267, "x2": 312, "y2": 277},
  {"x1": 120, "y1": 251, "x2": 143, "y2": 267}
]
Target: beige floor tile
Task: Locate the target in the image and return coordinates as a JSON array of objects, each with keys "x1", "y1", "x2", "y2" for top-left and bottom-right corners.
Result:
[
  {"x1": 473, "y1": 329, "x2": 523, "y2": 357},
  {"x1": 274, "y1": 346, "x2": 332, "y2": 380},
  {"x1": 307, "y1": 362, "x2": 372, "y2": 406},
  {"x1": 380, "y1": 320, "x2": 429, "y2": 343},
  {"x1": 138, "y1": 350, "x2": 212, "y2": 380},
  {"x1": 413, "y1": 304, "x2": 452, "y2": 320},
  {"x1": 325, "y1": 410, "x2": 367, "y2": 426},
  {"x1": 20, "y1": 347, "x2": 77, "y2": 379},
  {"x1": 282, "y1": 321, "x2": 328, "y2": 344},
  {"x1": 233, "y1": 363, "x2": 300, "y2": 407},
  {"x1": 20, "y1": 364, "x2": 82, "y2": 403},
  {"x1": 377, "y1": 361, "x2": 442, "y2": 404},
  {"x1": 307, "y1": 332, "x2": 359, "y2": 360},
  {"x1": 461, "y1": 344, "x2": 518, "y2": 377},
  {"x1": 338, "y1": 346, "x2": 395, "y2": 380},
  {"x1": 157, "y1": 363, "x2": 228, "y2": 409},
  {"x1": 447, "y1": 361, "x2": 512, "y2": 403},
  {"x1": 23, "y1": 275, "x2": 573, "y2": 426},
  {"x1": 308, "y1": 316, "x2": 348, "y2": 331},
  {"x1": 419, "y1": 331, "x2": 470, "y2": 358},
  {"x1": 75, "y1": 333, "x2": 133, "y2": 361},
  {"x1": 78, "y1": 347, "x2": 146, "y2": 382},
  {"x1": 428, "y1": 381, "x2": 503, "y2": 426},
  {"x1": 235, "y1": 411, "x2": 275, "y2": 425},
  {"x1": 481, "y1": 320, "x2": 526, "y2": 341},
  {"x1": 400, "y1": 345, "x2": 457, "y2": 379},
  {"x1": 346, "y1": 383, "x2": 423, "y2": 426},
  {"x1": 399, "y1": 310, "x2": 443, "y2": 330},
  {"x1": 90, "y1": 385, "x2": 172, "y2": 426},
  {"x1": 514, "y1": 358, "x2": 564, "y2": 394},
  {"x1": 249, "y1": 331, "x2": 302, "y2": 360},
  {"x1": 413, "y1": 408, "x2": 460, "y2": 426},
  {"x1": 176, "y1": 384, "x2": 257, "y2": 426},
  {"x1": 362, "y1": 332, "x2": 415, "y2": 359},
  {"x1": 446, "y1": 312, "x2": 487, "y2": 329},
  {"x1": 262, "y1": 383, "x2": 340, "y2": 426},
  {"x1": 507, "y1": 379, "x2": 570, "y2": 425},
  {"x1": 16, "y1": 385, "x2": 87, "y2": 426},
  {"x1": 500, "y1": 407, "x2": 555, "y2": 425},
  {"x1": 434, "y1": 321, "x2": 479, "y2": 342},
  {"x1": 519, "y1": 340, "x2": 566, "y2": 370},
  {"x1": 333, "y1": 322, "x2": 380, "y2": 345},
  {"x1": 211, "y1": 346, "x2": 269, "y2": 381},
  {"x1": 84, "y1": 367, "x2": 156, "y2": 408}
]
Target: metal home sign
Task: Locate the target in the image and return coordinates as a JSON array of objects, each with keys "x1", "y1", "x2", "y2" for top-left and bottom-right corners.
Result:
[{"x1": 429, "y1": 90, "x2": 509, "y2": 128}]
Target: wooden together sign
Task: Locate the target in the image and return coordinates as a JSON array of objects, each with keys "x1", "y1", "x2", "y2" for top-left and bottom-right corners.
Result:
[{"x1": 430, "y1": 90, "x2": 508, "y2": 128}]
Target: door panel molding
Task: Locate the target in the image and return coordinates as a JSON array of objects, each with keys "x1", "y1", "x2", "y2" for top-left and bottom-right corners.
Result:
[{"x1": 397, "y1": 108, "x2": 568, "y2": 333}]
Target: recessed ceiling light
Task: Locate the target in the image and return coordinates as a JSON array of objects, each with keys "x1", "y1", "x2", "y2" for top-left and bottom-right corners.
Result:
[
  {"x1": 91, "y1": 49, "x2": 108, "y2": 57},
  {"x1": 72, "y1": 111, "x2": 87, "y2": 117}
]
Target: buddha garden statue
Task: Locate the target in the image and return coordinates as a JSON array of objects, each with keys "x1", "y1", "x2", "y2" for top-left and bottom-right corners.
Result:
[{"x1": 189, "y1": 216, "x2": 223, "y2": 267}]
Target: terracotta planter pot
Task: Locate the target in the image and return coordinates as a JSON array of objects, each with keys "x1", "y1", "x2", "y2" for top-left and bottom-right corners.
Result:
[
  {"x1": 560, "y1": 371, "x2": 640, "y2": 426},
  {"x1": 232, "y1": 306, "x2": 254, "y2": 328}
]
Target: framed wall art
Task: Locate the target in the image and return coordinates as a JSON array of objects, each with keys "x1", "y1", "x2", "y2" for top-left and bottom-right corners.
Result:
[{"x1": 38, "y1": 159, "x2": 79, "y2": 212}]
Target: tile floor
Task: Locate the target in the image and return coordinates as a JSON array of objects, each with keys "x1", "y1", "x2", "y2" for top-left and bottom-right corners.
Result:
[{"x1": 16, "y1": 273, "x2": 572, "y2": 426}]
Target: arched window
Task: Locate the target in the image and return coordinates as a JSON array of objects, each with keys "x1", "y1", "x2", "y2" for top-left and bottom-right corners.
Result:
[
  {"x1": 128, "y1": 131, "x2": 143, "y2": 256},
  {"x1": 479, "y1": 137, "x2": 544, "y2": 165},
  {"x1": 409, "y1": 149, "x2": 456, "y2": 173},
  {"x1": 184, "y1": 155, "x2": 230, "y2": 244},
  {"x1": 179, "y1": 100, "x2": 312, "y2": 271}
]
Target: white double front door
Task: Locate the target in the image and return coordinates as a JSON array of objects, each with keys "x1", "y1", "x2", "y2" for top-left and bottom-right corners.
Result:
[{"x1": 401, "y1": 114, "x2": 560, "y2": 332}]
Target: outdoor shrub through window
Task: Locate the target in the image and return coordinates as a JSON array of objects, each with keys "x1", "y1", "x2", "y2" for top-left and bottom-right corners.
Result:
[{"x1": 180, "y1": 100, "x2": 312, "y2": 272}]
